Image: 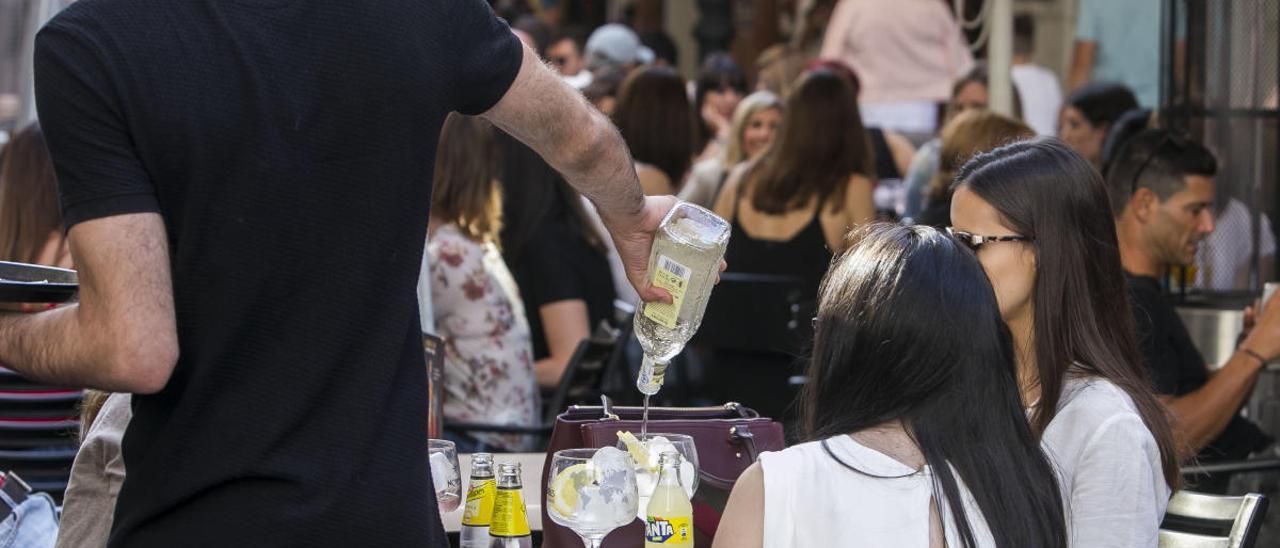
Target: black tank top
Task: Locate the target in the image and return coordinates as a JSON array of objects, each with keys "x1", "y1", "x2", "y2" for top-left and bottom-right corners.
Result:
[{"x1": 724, "y1": 190, "x2": 834, "y2": 300}]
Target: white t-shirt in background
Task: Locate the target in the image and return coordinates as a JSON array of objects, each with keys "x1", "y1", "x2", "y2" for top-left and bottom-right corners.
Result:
[{"x1": 1012, "y1": 63, "x2": 1064, "y2": 137}]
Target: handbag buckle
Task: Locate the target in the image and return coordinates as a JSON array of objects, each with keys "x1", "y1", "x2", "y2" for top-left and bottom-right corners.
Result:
[{"x1": 598, "y1": 395, "x2": 620, "y2": 421}]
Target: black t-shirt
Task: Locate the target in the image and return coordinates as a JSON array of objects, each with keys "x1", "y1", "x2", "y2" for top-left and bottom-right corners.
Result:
[
  {"x1": 1126, "y1": 274, "x2": 1272, "y2": 461},
  {"x1": 509, "y1": 217, "x2": 616, "y2": 360},
  {"x1": 34, "y1": 1, "x2": 521, "y2": 545}
]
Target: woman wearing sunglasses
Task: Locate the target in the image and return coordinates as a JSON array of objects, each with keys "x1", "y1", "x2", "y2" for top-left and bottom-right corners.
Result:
[
  {"x1": 715, "y1": 223, "x2": 1066, "y2": 548},
  {"x1": 948, "y1": 138, "x2": 1178, "y2": 547}
]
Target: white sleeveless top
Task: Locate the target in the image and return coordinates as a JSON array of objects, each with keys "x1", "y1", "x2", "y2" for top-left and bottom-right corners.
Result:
[
  {"x1": 1040, "y1": 377, "x2": 1169, "y2": 547},
  {"x1": 759, "y1": 435, "x2": 995, "y2": 547}
]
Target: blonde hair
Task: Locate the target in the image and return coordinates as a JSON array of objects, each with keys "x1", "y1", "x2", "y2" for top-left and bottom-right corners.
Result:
[
  {"x1": 927, "y1": 110, "x2": 1035, "y2": 204},
  {"x1": 79, "y1": 390, "x2": 112, "y2": 444},
  {"x1": 722, "y1": 91, "x2": 783, "y2": 167},
  {"x1": 431, "y1": 114, "x2": 503, "y2": 244},
  {"x1": 754, "y1": 44, "x2": 809, "y2": 100}
]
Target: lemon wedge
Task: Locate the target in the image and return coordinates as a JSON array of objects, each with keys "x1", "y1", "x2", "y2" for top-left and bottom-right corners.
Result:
[
  {"x1": 549, "y1": 463, "x2": 590, "y2": 516},
  {"x1": 617, "y1": 430, "x2": 650, "y2": 469}
]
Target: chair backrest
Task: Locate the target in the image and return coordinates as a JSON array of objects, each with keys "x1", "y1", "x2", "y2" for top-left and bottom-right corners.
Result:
[
  {"x1": 1159, "y1": 491, "x2": 1270, "y2": 548},
  {"x1": 694, "y1": 272, "x2": 811, "y2": 355},
  {"x1": 543, "y1": 323, "x2": 622, "y2": 425}
]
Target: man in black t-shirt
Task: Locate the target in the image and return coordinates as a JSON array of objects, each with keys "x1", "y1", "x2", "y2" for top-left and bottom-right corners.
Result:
[
  {"x1": 0, "y1": 1, "x2": 677, "y2": 545},
  {"x1": 1109, "y1": 129, "x2": 1280, "y2": 482}
]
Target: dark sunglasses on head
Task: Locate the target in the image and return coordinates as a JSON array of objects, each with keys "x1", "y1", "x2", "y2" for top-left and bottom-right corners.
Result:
[
  {"x1": 1129, "y1": 132, "x2": 1193, "y2": 195},
  {"x1": 946, "y1": 227, "x2": 1032, "y2": 252}
]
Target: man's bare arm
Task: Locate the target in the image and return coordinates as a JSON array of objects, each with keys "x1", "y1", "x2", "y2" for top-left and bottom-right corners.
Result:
[
  {"x1": 1163, "y1": 296, "x2": 1280, "y2": 459},
  {"x1": 0, "y1": 213, "x2": 178, "y2": 393},
  {"x1": 1161, "y1": 350, "x2": 1263, "y2": 460},
  {"x1": 482, "y1": 44, "x2": 674, "y2": 302},
  {"x1": 1068, "y1": 41, "x2": 1096, "y2": 91}
]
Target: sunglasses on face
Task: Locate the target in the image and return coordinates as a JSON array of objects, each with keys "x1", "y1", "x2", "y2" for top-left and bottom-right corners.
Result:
[{"x1": 946, "y1": 227, "x2": 1032, "y2": 252}]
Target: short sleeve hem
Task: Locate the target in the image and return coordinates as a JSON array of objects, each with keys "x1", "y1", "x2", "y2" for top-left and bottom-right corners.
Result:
[
  {"x1": 456, "y1": 34, "x2": 522, "y2": 116},
  {"x1": 62, "y1": 193, "x2": 161, "y2": 230}
]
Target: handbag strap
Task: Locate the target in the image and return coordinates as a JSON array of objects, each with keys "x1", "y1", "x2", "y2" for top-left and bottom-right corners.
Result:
[
  {"x1": 565, "y1": 401, "x2": 759, "y2": 422},
  {"x1": 699, "y1": 424, "x2": 763, "y2": 490}
]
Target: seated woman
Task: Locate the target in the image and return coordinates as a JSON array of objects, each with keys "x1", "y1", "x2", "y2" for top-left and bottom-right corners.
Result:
[
  {"x1": 904, "y1": 64, "x2": 1023, "y2": 220},
  {"x1": 714, "y1": 223, "x2": 1067, "y2": 548},
  {"x1": 1058, "y1": 81, "x2": 1138, "y2": 169},
  {"x1": 428, "y1": 114, "x2": 537, "y2": 452},
  {"x1": 691, "y1": 53, "x2": 748, "y2": 164},
  {"x1": 706, "y1": 69, "x2": 874, "y2": 418},
  {"x1": 679, "y1": 90, "x2": 782, "y2": 209},
  {"x1": 497, "y1": 130, "x2": 615, "y2": 391},
  {"x1": 805, "y1": 59, "x2": 917, "y2": 219},
  {"x1": 612, "y1": 65, "x2": 695, "y2": 196},
  {"x1": 951, "y1": 139, "x2": 1179, "y2": 545},
  {"x1": 914, "y1": 110, "x2": 1033, "y2": 228}
]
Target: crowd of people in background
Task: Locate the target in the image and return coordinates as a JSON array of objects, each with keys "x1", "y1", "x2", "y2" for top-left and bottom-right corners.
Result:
[{"x1": 1, "y1": 0, "x2": 1278, "y2": 546}]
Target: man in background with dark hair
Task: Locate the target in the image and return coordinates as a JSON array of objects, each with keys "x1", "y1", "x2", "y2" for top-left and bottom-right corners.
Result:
[
  {"x1": 1110, "y1": 129, "x2": 1280, "y2": 492},
  {"x1": 548, "y1": 28, "x2": 592, "y2": 89}
]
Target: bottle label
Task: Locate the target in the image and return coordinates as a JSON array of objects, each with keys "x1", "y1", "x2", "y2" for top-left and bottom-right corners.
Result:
[
  {"x1": 461, "y1": 478, "x2": 496, "y2": 526},
  {"x1": 488, "y1": 487, "x2": 531, "y2": 537},
  {"x1": 645, "y1": 515, "x2": 693, "y2": 544},
  {"x1": 643, "y1": 255, "x2": 691, "y2": 329}
]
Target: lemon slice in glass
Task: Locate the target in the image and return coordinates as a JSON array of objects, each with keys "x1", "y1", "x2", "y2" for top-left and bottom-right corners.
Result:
[
  {"x1": 617, "y1": 430, "x2": 650, "y2": 469},
  {"x1": 550, "y1": 463, "x2": 591, "y2": 516}
]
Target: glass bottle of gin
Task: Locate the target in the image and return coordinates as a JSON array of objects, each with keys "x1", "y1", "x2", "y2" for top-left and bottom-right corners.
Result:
[{"x1": 634, "y1": 201, "x2": 730, "y2": 395}]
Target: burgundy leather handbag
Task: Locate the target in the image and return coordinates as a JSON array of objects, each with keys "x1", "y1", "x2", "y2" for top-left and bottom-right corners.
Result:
[{"x1": 539, "y1": 398, "x2": 785, "y2": 548}]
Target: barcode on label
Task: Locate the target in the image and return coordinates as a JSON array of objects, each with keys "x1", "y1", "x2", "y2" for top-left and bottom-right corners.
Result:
[{"x1": 661, "y1": 257, "x2": 688, "y2": 279}]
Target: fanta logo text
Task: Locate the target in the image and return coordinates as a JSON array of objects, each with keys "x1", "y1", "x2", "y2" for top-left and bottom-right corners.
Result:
[{"x1": 646, "y1": 518, "x2": 676, "y2": 542}]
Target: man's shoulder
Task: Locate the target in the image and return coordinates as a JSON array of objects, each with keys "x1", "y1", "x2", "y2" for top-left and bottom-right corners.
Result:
[
  {"x1": 43, "y1": 0, "x2": 161, "y2": 31},
  {"x1": 39, "y1": 0, "x2": 169, "y2": 56}
]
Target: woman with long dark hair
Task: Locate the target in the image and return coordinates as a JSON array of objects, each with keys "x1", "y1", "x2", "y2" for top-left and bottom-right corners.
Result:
[
  {"x1": 692, "y1": 53, "x2": 748, "y2": 163},
  {"x1": 497, "y1": 130, "x2": 615, "y2": 390},
  {"x1": 612, "y1": 65, "x2": 695, "y2": 196},
  {"x1": 714, "y1": 223, "x2": 1066, "y2": 547},
  {"x1": 706, "y1": 68, "x2": 874, "y2": 418},
  {"x1": 950, "y1": 138, "x2": 1179, "y2": 546}
]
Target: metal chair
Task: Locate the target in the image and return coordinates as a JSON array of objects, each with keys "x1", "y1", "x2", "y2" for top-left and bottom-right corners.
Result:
[{"x1": 1158, "y1": 491, "x2": 1269, "y2": 548}]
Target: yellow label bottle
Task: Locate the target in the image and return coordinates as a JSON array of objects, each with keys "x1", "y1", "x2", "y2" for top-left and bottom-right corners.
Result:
[
  {"x1": 645, "y1": 451, "x2": 693, "y2": 547},
  {"x1": 460, "y1": 453, "x2": 496, "y2": 548},
  {"x1": 488, "y1": 463, "x2": 531, "y2": 547}
]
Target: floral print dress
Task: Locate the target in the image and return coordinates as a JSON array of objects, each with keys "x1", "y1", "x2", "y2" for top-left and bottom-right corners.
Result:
[{"x1": 428, "y1": 225, "x2": 538, "y2": 450}]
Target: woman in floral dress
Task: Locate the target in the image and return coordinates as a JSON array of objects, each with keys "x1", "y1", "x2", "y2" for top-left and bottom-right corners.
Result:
[{"x1": 428, "y1": 114, "x2": 537, "y2": 451}]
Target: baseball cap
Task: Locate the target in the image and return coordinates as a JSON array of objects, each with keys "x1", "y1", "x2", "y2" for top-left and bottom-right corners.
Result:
[{"x1": 584, "y1": 24, "x2": 654, "y2": 70}]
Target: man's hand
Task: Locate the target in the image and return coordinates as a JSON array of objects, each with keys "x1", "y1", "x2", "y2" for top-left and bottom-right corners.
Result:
[
  {"x1": 601, "y1": 195, "x2": 678, "y2": 303},
  {"x1": 600, "y1": 195, "x2": 728, "y2": 304},
  {"x1": 1242, "y1": 292, "x2": 1280, "y2": 362}
]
